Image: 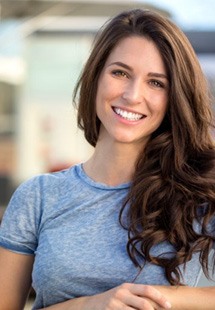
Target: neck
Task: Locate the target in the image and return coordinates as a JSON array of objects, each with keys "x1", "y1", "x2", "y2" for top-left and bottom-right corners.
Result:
[{"x1": 83, "y1": 140, "x2": 144, "y2": 186}]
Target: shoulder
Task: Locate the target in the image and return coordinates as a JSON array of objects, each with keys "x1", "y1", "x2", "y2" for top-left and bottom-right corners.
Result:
[
  {"x1": 8, "y1": 165, "x2": 81, "y2": 214},
  {"x1": 17, "y1": 165, "x2": 77, "y2": 195},
  {"x1": 2, "y1": 165, "x2": 80, "y2": 228}
]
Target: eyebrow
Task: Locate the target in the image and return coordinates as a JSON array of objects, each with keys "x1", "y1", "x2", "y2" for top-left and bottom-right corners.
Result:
[
  {"x1": 108, "y1": 61, "x2": 132, "y2": 71},
  {"x1": 148, "y1": 72, "x2": 168, "y2": 80},
  {"x1": 108, "y1": 61, "x2": 168, "y2": 80}
]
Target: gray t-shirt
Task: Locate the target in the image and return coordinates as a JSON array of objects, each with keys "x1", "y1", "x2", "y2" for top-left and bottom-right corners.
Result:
[{"x1": 0, "y1": 164, "x2": 206, "y2": 309}]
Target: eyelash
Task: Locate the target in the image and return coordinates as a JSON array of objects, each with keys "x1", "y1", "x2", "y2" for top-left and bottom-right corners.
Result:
[
  {"x1": 149, "y1": 80, "x2": 165, "y2": 88},
  {"x1": 111, "y1": 70, "x2": 129, "y2": 78}
]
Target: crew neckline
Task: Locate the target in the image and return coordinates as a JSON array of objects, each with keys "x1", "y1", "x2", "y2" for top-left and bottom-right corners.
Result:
[{"x1": 74, "y1": 163, "x2": 131, "y2": 190}]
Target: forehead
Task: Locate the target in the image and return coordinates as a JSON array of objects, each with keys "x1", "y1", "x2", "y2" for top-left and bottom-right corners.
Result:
[{"x1": 105, "y1": 36, "x2": 166, "y2": 72}]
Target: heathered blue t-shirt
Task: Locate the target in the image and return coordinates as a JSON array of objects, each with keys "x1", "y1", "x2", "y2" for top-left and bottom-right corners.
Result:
[{"x1": 0, "y1": 164, "x2": 208, "y2": 308}]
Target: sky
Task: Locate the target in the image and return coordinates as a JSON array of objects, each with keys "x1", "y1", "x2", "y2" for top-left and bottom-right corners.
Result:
[{"x1": 145, "y1": 0, "x2": 215, "y2": 30}]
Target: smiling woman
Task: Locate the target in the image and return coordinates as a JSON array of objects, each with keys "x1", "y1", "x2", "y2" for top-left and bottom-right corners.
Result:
[{"x1": 0, "y1": 8, "x2": 215, "y2": 310}]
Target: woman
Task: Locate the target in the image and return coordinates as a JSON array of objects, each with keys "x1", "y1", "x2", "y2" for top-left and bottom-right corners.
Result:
[{"x1": 0, "y1": 9, "x2": 215, "y2": 310}]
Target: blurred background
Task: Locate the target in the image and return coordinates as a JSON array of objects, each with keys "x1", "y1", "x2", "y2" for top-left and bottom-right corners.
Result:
[{"x1": 0, "y1": 1, "x2": 214, "y2": 306}]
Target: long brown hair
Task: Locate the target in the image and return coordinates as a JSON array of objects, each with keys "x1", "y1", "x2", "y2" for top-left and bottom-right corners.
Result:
[{"x1": 74, "y1": 9, "x2": 215, "y2": 285}]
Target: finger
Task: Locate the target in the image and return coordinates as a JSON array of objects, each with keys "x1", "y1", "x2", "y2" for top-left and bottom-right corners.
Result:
[
  {"x1": 124, "y1": 294, "x2": 156, "y2": 310},
  {"x1": 127, "y1": 284, "x2": 172, "y2": 309}
]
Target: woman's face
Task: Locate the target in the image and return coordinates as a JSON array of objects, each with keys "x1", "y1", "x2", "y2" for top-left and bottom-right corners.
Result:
[{"x1": 96, "y1": 35, "x2": 169, "y2": 148}]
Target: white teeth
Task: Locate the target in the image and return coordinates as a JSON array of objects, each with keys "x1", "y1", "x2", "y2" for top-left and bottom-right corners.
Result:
[{"x1": 114, "y1": 108, "x2": 143, "y2": 121}]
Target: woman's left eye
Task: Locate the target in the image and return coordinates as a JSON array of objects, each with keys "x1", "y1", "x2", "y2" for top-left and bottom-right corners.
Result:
[{"x1": 150, "y1": 80, "x2": 164, "y2": 88}]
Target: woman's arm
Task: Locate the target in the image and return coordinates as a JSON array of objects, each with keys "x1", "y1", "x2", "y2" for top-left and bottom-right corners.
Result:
[
  {"x1": 2, "y1": 244, "x2": 213, "y2": 310},
  {"x1": 40, "y1": 283, "x2": 172, "y2": 310},
  {"x1": 41, "y1": 284, "x2": 215, "y2": 310},
  {"x1": 0, "y1": 246, "x2": 171, "y2": 310},
  {"x1": 0, "y1": 247, "x2": 34, "y2": 309},
  {"x1": 156, "y1": 285, "x2": 215, "y2": 310}
]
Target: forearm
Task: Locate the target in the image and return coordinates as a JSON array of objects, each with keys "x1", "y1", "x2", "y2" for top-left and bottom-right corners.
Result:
[
  {"x1": 157, "y1": 285, "x2": 215, "y2": 310},
  {"x1": 39, "y1": 283, "x2": 172, "y2": 310},
  {"x1": 39, "y1": 296, "x2": 89, "y2": 310}
]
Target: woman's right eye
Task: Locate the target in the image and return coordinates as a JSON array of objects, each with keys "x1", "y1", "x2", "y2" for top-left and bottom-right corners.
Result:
[{"x1": 111, "y1": 70, "x2": 128, "y2": 78}]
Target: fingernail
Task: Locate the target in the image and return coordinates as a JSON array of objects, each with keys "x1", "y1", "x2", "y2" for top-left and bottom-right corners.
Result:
[{"x1": 165, "y1": 301, "x2": 172, "y2": 309}]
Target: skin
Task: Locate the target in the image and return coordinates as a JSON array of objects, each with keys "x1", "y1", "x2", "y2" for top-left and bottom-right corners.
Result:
[
  {"x1": 0, "y1": 36, "x2": 215, "y2": 310},
  {"x1": 0, "y1": 247, "x2": 34, "y2": 309}
]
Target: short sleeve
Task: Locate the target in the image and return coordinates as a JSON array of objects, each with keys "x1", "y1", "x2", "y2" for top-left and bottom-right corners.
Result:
[{"x1": 0, "y1": 176, "x2": 42, "y2": 255}]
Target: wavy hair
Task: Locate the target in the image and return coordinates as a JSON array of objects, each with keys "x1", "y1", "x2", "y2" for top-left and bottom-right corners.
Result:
[{"x1": 73, "y1": 9, "x2": 215, "y2": 285}]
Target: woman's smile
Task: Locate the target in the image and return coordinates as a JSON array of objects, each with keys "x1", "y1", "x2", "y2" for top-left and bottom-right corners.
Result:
[{"x1": 112, "y1": 107, "x2": 145, "y2": 122}]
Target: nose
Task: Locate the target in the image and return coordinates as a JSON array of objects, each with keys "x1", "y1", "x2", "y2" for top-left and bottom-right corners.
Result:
[{"x1": 122, "y1": 78, "x2": 144, "y2": 105}]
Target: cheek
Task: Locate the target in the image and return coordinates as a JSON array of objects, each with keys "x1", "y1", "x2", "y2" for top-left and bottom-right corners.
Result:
[
  {"x1": 95, "y1": 85, "x2": 108, "y2": 118},
  {"x1": 148, "y1": 97, "x2": 168, "y2": 116},
  {"x1": 97, "y1": 73, "x2": 123, "y2": 100},
  {"x1": 160, "y1": 99, "x2": 168, "y2": 114},
  {"x1": 96, "y1": 77, "x2": 108, "y2": 103},
  {"x1": 96, "y1": 84, "x2": 117, "y2": 112},
  {"x1": 154, "y1": 92, "x2": 168, "y2": 110}
]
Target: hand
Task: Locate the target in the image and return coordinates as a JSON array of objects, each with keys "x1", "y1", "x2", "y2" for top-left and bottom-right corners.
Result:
[{"x1": 82, "y1": 283, "x2": 172, "y2": 310}]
